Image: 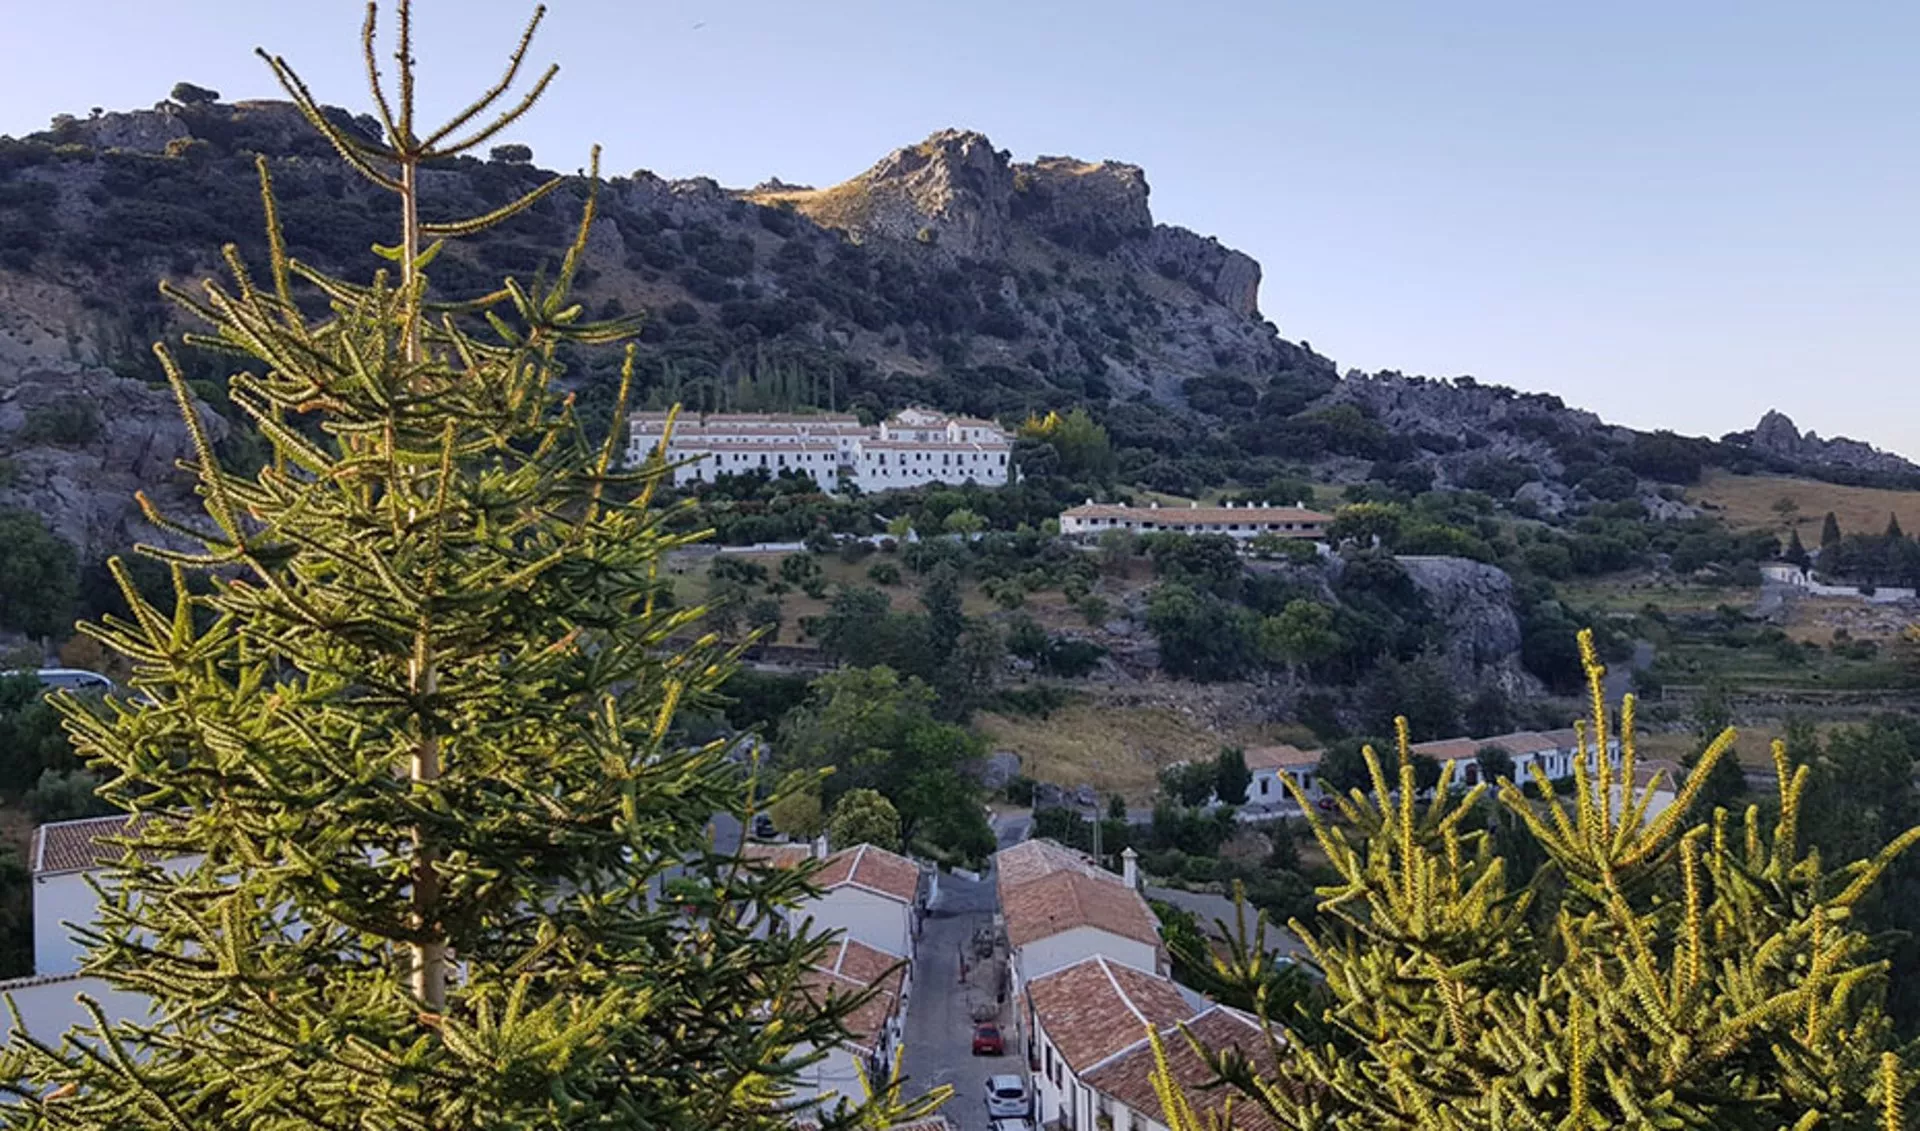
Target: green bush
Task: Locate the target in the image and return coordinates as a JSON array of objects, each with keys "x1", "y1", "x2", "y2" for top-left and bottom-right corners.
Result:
[{"x1": 20, "y1": 399, "x2": 102, "y2": 447}]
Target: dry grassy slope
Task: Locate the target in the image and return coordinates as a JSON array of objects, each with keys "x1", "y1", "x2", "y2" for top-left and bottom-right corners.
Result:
[
  {"x1": 975, "y1": 700, "x2": 1316, "y2": 800},
  {"x1": 1689, "y1": 470, "x2": 1920, "y2": 537}
]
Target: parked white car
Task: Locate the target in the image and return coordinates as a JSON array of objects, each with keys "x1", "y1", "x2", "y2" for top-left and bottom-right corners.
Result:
[
  {"x1": 990, "y1": 1120, "x2": 1035, "y2": 1131},
  {"x1": 984, "y1": 1075, "x2": 1030, "y2": 1119},
  {"x1": 3, "y1": 668, "x2": 115, "y2": 694}
]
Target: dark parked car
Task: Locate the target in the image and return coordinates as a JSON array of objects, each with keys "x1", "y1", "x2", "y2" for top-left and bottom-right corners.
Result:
[
  {"x1": 971, "y1": 1023, "x2": 1004, "y2": 1057},
  {"x1": 750, "y1": 814, "x2": 776, "y2": 840}
]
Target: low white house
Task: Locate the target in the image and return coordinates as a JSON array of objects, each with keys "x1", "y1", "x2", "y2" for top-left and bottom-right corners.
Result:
[
  {"x1": 1244, "y1": 744, "x2": 1324, "y2": 807},
  {"x1": 627, "y1": 407, "x2": 1013, "y2": 495},
  {"x1": 1080, "y1": 1005, "x2": 1278, "y2": 1131},
  {"x1": 1, "y1": 814, "x2": 198, "y2": 1045},
  {"x1": 744, "y1": 840, "x2": 929, "y2": 959},
  {"x1": 1058, "y1": 500, "x2": 1330, "y2": 544},
  {"x1": 994, "y1": 840, "x2": 1164, "y2": 988},
  {"x1": 1024, "y1": 955, "x2": 1196, "y2": 1130},
  {"x1": 789, "y1": 937, "x2": 911, "y2": 1111}
]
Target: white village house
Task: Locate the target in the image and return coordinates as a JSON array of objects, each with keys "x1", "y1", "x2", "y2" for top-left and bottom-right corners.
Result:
[
  {"x1": 628, "y1": 407, "x2": 1013, "y2": 495},
  {"x1": 1024, "y1": 954, "x2": 1198, "y2": 1130},
  {"x1": 994, "y1": 840, "x2": 1164, "y2": 990},
  {"x1": 1244, "y1": 743, "x2": 1325, "y2": 807},
  {"x1": 0, "y1": 814, "x2": 194, "y2": 1044},
  {"x1": 789, "y1": 936, "x2": 913, "y2": 1110},
  {"x1": 745, "y1": 839, "x2": 931, "y2": 959}
]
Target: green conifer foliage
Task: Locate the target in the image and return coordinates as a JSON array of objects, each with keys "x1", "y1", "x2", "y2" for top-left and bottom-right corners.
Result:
[
  {"x1": 1159, "y1": 629, "x2": 1920, "y2": 1130},
  {"x1": 0, "y1": 5, "x2": 942, "y2": 1128}
]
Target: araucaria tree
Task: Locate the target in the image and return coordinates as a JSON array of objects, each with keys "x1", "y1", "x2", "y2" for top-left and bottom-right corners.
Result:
[
  {"x1": 0, "y1": 6, "x2": 935, "y2": 1129},
  {"x1": 1159, "y1": 630, "x2": 1920, "y2": 1129}
]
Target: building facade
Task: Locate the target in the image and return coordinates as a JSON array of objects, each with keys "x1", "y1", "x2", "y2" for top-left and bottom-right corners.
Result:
[
  {"x1": 627, "y1": 408, "x2": 1012, "y2": 495},
  {"x1": 1058, "y1": 500, "x2": 1330, "y2": 542}
]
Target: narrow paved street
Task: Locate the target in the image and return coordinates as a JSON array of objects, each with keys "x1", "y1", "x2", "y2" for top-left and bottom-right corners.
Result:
[{"x1": 899, "y1": 816, "x2": 1028, "y2": 1131}]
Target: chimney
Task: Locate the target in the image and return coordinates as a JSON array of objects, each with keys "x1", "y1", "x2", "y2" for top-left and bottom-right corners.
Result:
[
  {"x1": 1149, "y1": 501, "x2": 1159, "y2": 510},
  {"x1": 812, "y1": 834, "x2": 830, "y2": 860},
  {"x1": 1122, "y1": 847, "x2": 1139, "y2": 890},
  {"x1": 1189, "y1": 500, "x2": 1198, "y2": 509}
]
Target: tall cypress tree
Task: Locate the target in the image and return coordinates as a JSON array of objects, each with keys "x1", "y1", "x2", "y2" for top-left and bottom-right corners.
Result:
[
  {"x1": 1888, "y1": 512, "x2": 1906, "y2": 541},
  {"x1": 1159, "y1": 631, "x2": 1920, "y2": 1129},
  {"x1": 1822, "y1": 510, "x2": 1844, "y2": 548},
  {"x1": 0, "y1": 6, "x2": 939, "y2": 1128},
  {"x1": 1784, "y1": 526, "x2": 1810, "y2": 567}
]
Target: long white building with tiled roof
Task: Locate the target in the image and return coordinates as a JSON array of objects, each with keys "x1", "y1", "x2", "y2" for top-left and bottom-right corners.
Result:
[
  {"x1": 1059, "y1": 500, "x2": 1330, "y2": 542},
  {"x1": 627, "y1": 406, "x2": 1012, "y2": 494}
]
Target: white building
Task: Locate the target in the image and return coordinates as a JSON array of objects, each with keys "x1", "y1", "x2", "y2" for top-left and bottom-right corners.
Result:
[
  {"x1": 627, "y1": 408, "x2": 1012, "y2": 495},
  {"x1": 789, "y1": 936, "x2": 912, "y2": 1111},
  {"x1": 1244, "y1": 744, "x2": 1324, "y2": 807},
  {"x1": 2, "y1": 814, "x2": 197, "y2": 1045},
  {"x1": 1058, "y1": 500, "x2": 1330, "y2": 543},
  {"x1": 747, "y1": 840, "x2": 929, "y2": 957},
  {"x1": 994, "y1": 840, "x2": 1165, "y2": 988},
  {"x1": 1024, "y1": 955, "x2": 1197, "y2": 1130},
  {"x1": 1079, "y1": 1004, "x2": 1279, "y2": 1131},
  {"x1": 1412, "y1": 728, "x2": 1623, "y2": 788}
]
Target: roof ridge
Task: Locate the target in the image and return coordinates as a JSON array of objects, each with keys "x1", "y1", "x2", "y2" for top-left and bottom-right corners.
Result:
[{"x1": 1099, "y1": 956, "x2": 1153, "y2": 1031}]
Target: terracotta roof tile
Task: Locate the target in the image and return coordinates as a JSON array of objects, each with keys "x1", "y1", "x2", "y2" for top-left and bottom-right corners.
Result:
[
  {"x1": 817, "y1": 843, "x2": 922, "y2": 904},
  {"x1": 1002, "y1": 870, "x2": 1161, "y2": 951},
  {"x1": 31, "y1": 813, "x2": 175, "y2": 876},
  {"x1": 994, "y1": 838, "x2": 1104, "y2": 898},
  {"x1": 1409, "y1": 737, "x2": 1485, "y2": 762},
  {"x1": 1243, "y1": 744, "x2": 1320, "y2": 771},
  {"x1": 800, "y1": 937, "x2": 908, "y2": 1053},
  {"x1": 1083, "y1": 1006, "x2": 1280, "y2": 1131},
  {"x1": 1472, "y1": 731, "x2": 1561, "y2": 757},
  {"x1": 740, "y1": 842, "x2": 814, "y2": 869},
  {"x1": 1028, "y1": 956, "x2": 1194, "y2": 1074}
]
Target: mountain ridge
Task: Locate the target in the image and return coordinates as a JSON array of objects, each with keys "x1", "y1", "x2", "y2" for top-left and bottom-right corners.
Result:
[{"x1": 0, "y1": 94, "x2": 1914, "y2": 558}]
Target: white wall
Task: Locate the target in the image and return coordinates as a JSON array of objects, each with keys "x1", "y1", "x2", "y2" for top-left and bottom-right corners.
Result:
[
  {"x1": 797, "y1": 887, "x2": 912, "y2": 957},
  {"x1": 788, "y1": 1041, "x2": 870, "y2": 1111},
  {"x1": 1016, "y1": 927, "x2": 1157, "y2": 986},
  {"x1": 34, "y1": 856, "x2": 201, "y2": 978},
  {"x1": 0, "y1": 976, "x2": 152, "y2": 1045}
]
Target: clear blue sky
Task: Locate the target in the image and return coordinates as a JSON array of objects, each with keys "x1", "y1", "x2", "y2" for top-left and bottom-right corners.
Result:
[{"x1": 6, "y1": 1, "x2": 1916, "y2": 458}]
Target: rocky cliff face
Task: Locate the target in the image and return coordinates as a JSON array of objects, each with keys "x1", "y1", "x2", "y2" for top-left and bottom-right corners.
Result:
[
  {"x1": 1395, "y1": 555, "x2": 1541, "y2": 696},
  {"x1": 0, "y1": 366, "x2": 223, "y2": 553},
  {"x1": 1738, "y1": 410, "x2": 1919, "y2": 478},
  {"x1": 753, "y1": 129, "x2": 1262, "y2": 317}
]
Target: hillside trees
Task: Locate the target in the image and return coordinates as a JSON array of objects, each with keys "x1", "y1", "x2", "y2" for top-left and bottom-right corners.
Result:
[
  {"x1": 1161, "y1": 633, "x2": 1920, "y2": 1128},
  {"x1": 778, "y1": 666, "x2": 990, "y2": 860},
  {"x1": 826, "y1": 789, "x2": 902, "y2": 853},
  {"x1": 0, "y1": 508, "x2": 79, "y2": 641},
  {"x1": 0, "y1": 8, "x2": 935, "y2": 1128}
]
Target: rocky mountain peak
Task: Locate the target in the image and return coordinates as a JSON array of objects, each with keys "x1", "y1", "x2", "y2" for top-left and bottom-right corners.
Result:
[
  {"x1": 753, "y1": 129, "x2": 1261, "y2": 315},
  {"x1": 1750, "y1": 409, "x2": 1805, "y2": 456},
  {"x1": 1739, "y1": 410, "x2": 1917, "y2": 477}
]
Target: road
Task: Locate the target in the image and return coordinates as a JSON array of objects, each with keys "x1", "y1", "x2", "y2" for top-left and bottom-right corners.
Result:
[
  {"x1": 1143, "y1": 885, "x2": 1312, "y2": 962},
  {"x1": 898, "y1": 814, "x2": 1028, "y2": 1131},
  {"x1": 1602, "y1": 639, "x2": 1656, "y2": 705}
]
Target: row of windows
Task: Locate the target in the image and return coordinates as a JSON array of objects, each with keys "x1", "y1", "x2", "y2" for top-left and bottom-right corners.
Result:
[{"x1": 868, "y1": 451, "x2": 1008, "y2": 467}]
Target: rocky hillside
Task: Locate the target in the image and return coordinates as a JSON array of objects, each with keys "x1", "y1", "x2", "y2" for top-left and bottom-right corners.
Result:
[
  {"x1": 1, "y1": 93, "x2": 1913, "y2": 556},
  {"x1": 1731, "y1": 410, "x2": 1919, "y2": 479}
]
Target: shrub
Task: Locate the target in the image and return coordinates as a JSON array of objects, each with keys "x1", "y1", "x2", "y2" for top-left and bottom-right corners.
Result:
[
  {"x1": 20, "y1": 399, "x2": 102, "y2": 447},
  {"x1": 867, "y1": 561, "x2": 901, "y2": 586}
]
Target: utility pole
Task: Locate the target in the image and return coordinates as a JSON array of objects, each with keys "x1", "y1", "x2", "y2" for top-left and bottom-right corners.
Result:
[{"x1": 1091, "y1": 792, "x2": 1102, "y2": 868}]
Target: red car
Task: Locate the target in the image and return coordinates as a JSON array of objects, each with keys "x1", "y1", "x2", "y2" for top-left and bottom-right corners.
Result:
[{"x1": 971, "y1": 1023, "x2": 1004, "y2": 1056}]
